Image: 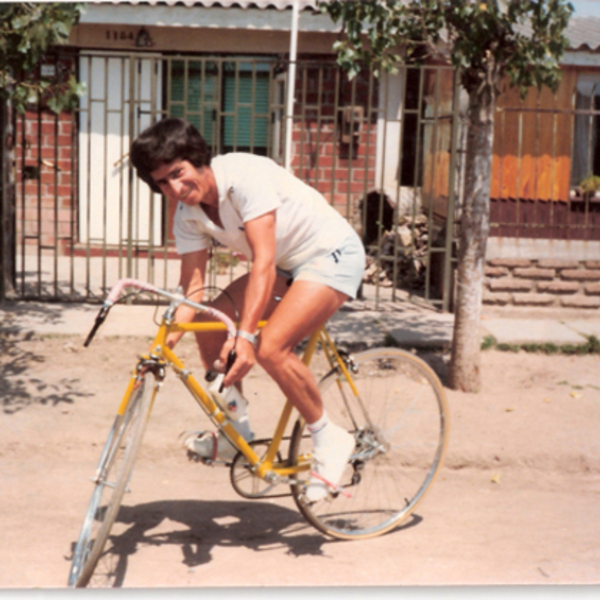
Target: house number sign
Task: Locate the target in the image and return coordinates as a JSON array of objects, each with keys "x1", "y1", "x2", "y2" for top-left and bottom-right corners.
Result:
[{"x1": 105, "y1": 30, "x2": 135, "y2": 42}]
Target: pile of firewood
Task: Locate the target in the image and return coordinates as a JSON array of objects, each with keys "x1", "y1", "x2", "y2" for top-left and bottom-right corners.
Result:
[{"x1": 363, "y1": 213, "x2": 430, "y2": 290}]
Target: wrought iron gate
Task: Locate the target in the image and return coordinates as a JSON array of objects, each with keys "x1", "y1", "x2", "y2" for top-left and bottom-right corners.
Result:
[{"x1": 7, "y1": 51, "x2": 461, "y2": 310}]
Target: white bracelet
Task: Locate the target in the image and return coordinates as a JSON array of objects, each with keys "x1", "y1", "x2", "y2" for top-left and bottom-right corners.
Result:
[{"x1": 237, "y1": 330, "x2": 257, "y2": 346}]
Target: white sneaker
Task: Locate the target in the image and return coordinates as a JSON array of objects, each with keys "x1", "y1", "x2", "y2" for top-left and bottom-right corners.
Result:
[
  {"x1": 305, "y1": 426, "x2": 355, "y2": 502},
  {"x1": 180, "y1": 428, "x2": 254, "y2": 463}
]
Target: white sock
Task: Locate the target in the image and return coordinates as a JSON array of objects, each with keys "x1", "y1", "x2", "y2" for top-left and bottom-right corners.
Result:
[{"x1": 307, "y1": 411, "x2": 331, "y2": 449}]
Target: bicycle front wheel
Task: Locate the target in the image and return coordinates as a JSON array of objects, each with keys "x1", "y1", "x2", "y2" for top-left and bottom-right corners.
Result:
[
  {"x1": 68, "y1": 370, "x2": 156, "y2": 587},
  {"x1": 290, "y1": 347, "x2": 448, "y2": 540}
]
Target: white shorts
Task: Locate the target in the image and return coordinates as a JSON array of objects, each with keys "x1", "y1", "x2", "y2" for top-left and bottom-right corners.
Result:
[{"x1": 278, "y1": 232, "x2": 366, "y2": 299}]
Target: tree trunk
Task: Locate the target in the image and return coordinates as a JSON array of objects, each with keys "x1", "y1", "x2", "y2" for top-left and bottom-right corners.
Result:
[
  {"x1": 448, "y1": 87, "x2": 495, "y2": 392},
  {"x1": 0, "y1": 97, "x2": 16, "y2": 300}
]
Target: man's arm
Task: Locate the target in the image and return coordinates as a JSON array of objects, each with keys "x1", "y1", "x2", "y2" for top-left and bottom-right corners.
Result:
[
  {"x1": 166, "y1": 248, "x2": 209, "y2": 349},
  {"x1": 239, "y1": 209, "x2": 277, "y2": 337},
  {"x1": 220, "y1": 209, "x2": 277, "y2": 386}
]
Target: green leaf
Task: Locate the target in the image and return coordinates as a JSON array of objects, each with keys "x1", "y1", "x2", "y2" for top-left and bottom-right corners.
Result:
[
  {"x1": 46, "y1": 94, "x2": 61, "y2": 114},
  {"x1": 53, "y1": 20, "x2": 70, "y2": 40},
  {"x1": 0, "y1": 2, "x2": 83, "y2": 111}
]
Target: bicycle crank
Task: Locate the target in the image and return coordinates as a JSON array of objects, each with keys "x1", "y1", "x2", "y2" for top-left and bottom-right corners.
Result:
[{"x1": 229, "y1": 438, "x2": 292, "y2": 499}]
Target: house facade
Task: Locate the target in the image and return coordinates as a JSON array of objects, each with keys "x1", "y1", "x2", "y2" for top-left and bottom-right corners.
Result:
[
  {"x1": 484, "y1": 19, "x2": 600, "y2": 310},
  {"x1": 10, "y1": 1, "x2": 600, "y2": 312}
]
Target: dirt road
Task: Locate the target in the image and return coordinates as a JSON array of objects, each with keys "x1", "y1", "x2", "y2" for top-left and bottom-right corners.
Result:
[{"x1": 1, "y1": 331, "x2": 599, "y2": 587}]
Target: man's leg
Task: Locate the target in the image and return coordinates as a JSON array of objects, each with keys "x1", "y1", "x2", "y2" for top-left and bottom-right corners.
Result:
[
  {"x1": 192, "y1": 273, "x2": 290, "y2": 372},
  {"x1": 255, "y1": 280, "x2": 355, "y2": 501},
  {"x1": 255, "y1": 279, "x2": 346, "y2": 422},
  {"x1": 180, "y1": 273, "x2": 290, "y2": 462}
]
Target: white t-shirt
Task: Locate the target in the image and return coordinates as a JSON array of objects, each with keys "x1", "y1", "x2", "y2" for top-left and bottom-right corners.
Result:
[{"x1": 172, "y1": 153, "x2": 356, "y2": 271}]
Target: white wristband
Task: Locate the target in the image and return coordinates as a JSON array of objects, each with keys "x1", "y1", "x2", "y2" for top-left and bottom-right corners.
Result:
[{"x1": 237, "y1": 330, "x2": 257, "y2": 346}]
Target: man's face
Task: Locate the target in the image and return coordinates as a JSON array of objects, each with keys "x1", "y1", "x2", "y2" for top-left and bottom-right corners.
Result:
[{"x1": 150, "y1": 159, "x2": 212, "y2": 206}]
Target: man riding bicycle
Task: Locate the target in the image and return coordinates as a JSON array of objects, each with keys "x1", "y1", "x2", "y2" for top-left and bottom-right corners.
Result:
[{"x1": 130, "y1": 118, "x2": 365, "y2": 501}]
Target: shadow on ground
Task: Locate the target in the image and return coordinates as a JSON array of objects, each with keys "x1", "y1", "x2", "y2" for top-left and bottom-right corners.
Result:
[
  {"x1": 67, "y1": 498, "x2": 422, "y2": 587},
  {"x1": 417, "y1": 350, "x2": 451, "y2": 386},
  {"x1": 0, "y1": 300, "x2": 73, "y2": 330},
  {"x1": 0, "y1": 303, "x2": 92, "y2": 414}
]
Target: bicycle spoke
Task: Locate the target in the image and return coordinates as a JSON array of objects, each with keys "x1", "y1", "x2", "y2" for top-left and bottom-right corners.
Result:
[
  {"x1": 68, "y1": 372, "x2": 156, "y2": 587},
  {"x1": 290, "y1": 348, "x2": 448, "y2": 540}
]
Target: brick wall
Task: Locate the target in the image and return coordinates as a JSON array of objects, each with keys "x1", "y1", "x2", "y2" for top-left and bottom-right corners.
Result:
[
  {"x1": 291, "y1": 126, "x2": 377, "y2": 209},
  {"x1": 15, "y1": 62, "x2": 377, "y2": 252},
  {"x1": 290, "y1": 63, "x2": 378, "y2": 213},
  {"x1": 484, "y1": 258, "x2": 600, "y2": 309},
  {"x1": 15, "y1": 109, "x2": 76, "y2": 252}
]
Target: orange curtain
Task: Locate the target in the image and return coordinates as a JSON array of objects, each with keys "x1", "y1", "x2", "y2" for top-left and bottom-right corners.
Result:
[
  {"x1": 421, "y1": 67, "x2": 455, "y2": 218},
  {"x1": 491, "y1": 70, "x2": 577, "y2": 202}
]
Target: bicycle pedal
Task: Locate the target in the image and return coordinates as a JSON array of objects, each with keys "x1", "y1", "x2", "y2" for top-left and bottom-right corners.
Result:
[
  {"x1": 185, "y1": 449, "x2": 234, "y2": 467},
  {"x1": 302, "y1": 490, "x2": 334, "y2": 505},
  {"x1": 186, "y1": 450, "x2": 203, "y2": 463},
  {"x1": 203, "y1": 458, "x2": 234, "y2": 467}
]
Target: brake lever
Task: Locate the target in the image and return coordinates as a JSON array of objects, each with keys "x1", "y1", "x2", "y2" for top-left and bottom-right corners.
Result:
[
  {"x1": 219, "y1": 348, "x2": 237, "y2": 393},
  {"x1": 83, "y1": 304, "x2": 111, "y2": 347}
]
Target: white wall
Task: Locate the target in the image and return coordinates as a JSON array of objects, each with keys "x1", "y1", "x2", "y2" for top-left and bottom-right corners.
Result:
[{"x1": 78, "y1": 53, "x2": 163, "y2": 246}]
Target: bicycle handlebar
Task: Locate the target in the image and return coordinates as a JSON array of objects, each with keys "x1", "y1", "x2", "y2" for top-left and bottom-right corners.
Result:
[{"x1": 83, "y1": 278, "x2": 238, "y2": 347}]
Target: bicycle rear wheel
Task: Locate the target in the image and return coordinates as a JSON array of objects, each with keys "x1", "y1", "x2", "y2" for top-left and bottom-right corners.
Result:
[
  {"x1": 290, "y1": 347, "x2": 448, "y2": 540},
  {"x1": 68, "y1": 370, "x2": 156, "y2": 587}
]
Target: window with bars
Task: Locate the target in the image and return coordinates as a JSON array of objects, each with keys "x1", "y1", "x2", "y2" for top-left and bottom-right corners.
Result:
[
  {"x1": 571, "y1": 73, "x2": 600, "y2": 191},
  {"x1": 168, "y1": 59, "x2": 271, "y2": 156}
]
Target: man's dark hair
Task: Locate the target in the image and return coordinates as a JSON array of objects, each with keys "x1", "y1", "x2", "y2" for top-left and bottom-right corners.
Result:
[{"x1": 130, "y1": 118, "x2": 212, "y2": 193}]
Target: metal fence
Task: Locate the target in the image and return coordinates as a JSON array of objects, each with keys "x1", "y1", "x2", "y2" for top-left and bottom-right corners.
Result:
[
  {"x1": 7, "y1": 51, "x2": 466, "y2": 309},
  {"x1": 489, "y1": 78, "x2": 600, "y2": 241}
]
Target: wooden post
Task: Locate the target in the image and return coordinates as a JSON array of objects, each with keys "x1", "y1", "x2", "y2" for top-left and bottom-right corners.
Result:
[{"x1": 0, "y1": 97, "x2": 16, "y2": 300}]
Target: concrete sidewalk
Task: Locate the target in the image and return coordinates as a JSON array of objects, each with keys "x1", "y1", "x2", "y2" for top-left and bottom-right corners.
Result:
[
  {"x1": 330, "y1": 307, "x2": 600, "y2": 348},
  {"x1": 1, "y1": 298, "x2": 599, "y2": 350}
]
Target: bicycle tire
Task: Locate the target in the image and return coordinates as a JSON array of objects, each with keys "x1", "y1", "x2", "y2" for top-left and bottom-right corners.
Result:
[
  {"x1": 289, "y1": 347, "x2": 449, "y2": 540},
  {"x1": 68, "y1": 371, "x2": 156, "y2": 587}
]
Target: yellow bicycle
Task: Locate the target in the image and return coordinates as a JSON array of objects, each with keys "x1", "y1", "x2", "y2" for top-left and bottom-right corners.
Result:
[{"x1": 68, "y1": 278, "x2": 449, "y2": 587}]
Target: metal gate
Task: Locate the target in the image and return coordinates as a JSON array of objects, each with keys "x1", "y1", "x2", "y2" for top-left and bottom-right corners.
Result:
[{"x1": 6, "y1": 51, "x2": 461, "y2": 310}]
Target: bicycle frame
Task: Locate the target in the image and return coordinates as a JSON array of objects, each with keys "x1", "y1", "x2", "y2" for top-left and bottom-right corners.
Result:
[
  {"x1": 98, "y1": 278, "x2": 358, "y2": 488},
  {"x1": 71, "y1": 275, "x2": 450, "y2": 590}
]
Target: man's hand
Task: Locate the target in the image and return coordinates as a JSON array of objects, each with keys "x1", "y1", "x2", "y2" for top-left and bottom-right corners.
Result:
[{"x1": 217, "y1": 335, "x2": 256, "y2": 387}]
